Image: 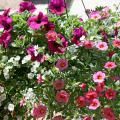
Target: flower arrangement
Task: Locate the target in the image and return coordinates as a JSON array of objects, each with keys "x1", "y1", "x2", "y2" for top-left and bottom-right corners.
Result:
[{"x1": 0, "y1": 0, "x2": 120, "y2": 120}]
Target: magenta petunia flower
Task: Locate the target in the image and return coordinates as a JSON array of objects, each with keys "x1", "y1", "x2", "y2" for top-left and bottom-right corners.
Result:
[
  {"x1": 72, "y1": 27, "x2": 86, "y2": 46},
  {"x1": 44, "y1": 22, "x2": 55, "y2": 31},
  {"x1": 28, "y1": 12, "x2": 48, "y2": 30},
  {"x1": 56, "y1": 59, "x2": 68, "y2": 71},
  {"x1": 0, "y1": 32, "x2": 11, "y2": 48},
  {"x1": 104, "y1": 61, "x2": 117, "y2": 69},
  {"x1": 33, "y1": 105, "x2": 47, "y2": 119},
  {"x1": 93, "y1": 71, "x2": 106, "y2": 83},
  {"x1": 48, "y1": 34, "x2": 68, "y2": 54},
  {"x1": 49, "y1": 0, "x2": 66, "y2": 15},
  {"x1": 88, "y1": 99, "x2": 100, "y2": 110},
  {"x1": 96, "y1": 41, "x2": 108, "y2": 51},
  {"x1": 19, "y1": 1, "x2": 36, "y2": 13}
]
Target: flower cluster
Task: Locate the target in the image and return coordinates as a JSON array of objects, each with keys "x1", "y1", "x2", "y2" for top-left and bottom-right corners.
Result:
[{"x1": 0, "y1": 1, "x2": 119, "y2": 120}]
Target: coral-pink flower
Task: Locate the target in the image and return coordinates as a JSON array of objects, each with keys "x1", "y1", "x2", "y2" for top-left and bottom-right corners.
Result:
[
  {"x1": 96, "y1": 42, "x2": 108, "y2": 51},
  {"x1": 33, "y1": 105, "x2": 47, "y2": 119},
  {"x1": 93, "y1": 71, "x2": 106, "y2": 83},
  {"x1": 56, "y1": 59, "x2": 68, "y2": 71},
  {"x1": 83, "y1": 40, "x2": 94, "y2": 49},
  {"x1": 104, "y1": 62, "x2": 117, "y2": 69},
  {"x1": 46, "y1": 31, "x2": 58, "y2": 41},
  {"x1": 53, "y1": 79, "x2": 64, "y2": 90},
  {"x1": 56, "y1": 90, "x2": 70, "y2": 103},
  {"x1": 113, "y1": 39, "x2": 120, "y2": 48},
  {"x1": 89, "y1": 99, "x2": 100, "y2": 110},
  {"x1": 89, "y1": 11, "x2": 101, "y2": 20}
]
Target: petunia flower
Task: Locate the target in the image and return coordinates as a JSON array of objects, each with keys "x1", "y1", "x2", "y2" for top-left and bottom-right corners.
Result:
[
  {"x1": 49, "y1": 0, "x2": 66, "y2": 15},
  {"x1": 105, "y1": 88, "x2": 116, "y2": 100},
  {"x1": 104, "y1": 62, "x2": 117, "y2": 69},
  {"x1": 96, "y1": 41, "x2": 108, "y2": 51},
  {"x1": 28, "y1": 12, "x2": 48, "y2": 30},
  {"x1": 113, "y1": 39, "x2": 120, "y2": 49},
  {"x1": 88, "y1": 99, "x2": 100, "y2": 110}
]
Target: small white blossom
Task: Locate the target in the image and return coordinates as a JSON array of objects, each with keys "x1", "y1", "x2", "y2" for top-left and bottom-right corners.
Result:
[
  {"x1": 8, "y1": 57, "x2": 14, "y2": 63},
  {"x1": 8, "y1": 103, "x2": 14, "y2": 111},
  {"x1": 27, "y1": 73, "x2": 34, "y2": 79},
  {"x1": 0, "y1": 93, "x2": 6, "y2": 102},
  {"x1": 14, "y1": 56, "x2": 20, "y2": 61},
  {"x1": 22, "y1": 55, "x2": 31, "y2": 64},
  {"x1": 31, "y1": 67, "x2": 37, "y2": 73},
  {"x1": 24, "y1": 88, "x2": 35, "y2": 100}
]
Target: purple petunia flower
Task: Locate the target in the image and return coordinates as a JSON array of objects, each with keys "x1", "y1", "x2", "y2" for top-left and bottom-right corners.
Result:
[
  {"x1": 72, "y1": 27, "x2": 87, "y2": 46},
  {"x1": 48, "y1": 34, "x2": 68, "y2": 54},
  {"x1": 0, "y1": 32, "x2": 11, "y2": 48},
  {"x1": 28, "y1": 12, "x2": 48, "y2": 30},
  {"x1": 19, "y1": 1, "x2": 36, "y2": 13},
  {"x1": 49, "y1": 0, "x2": 66, "y2": 15}
]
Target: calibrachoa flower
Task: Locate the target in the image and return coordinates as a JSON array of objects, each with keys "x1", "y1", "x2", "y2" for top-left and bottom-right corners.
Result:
[
  {"x1": 56, "y1": 59, "x2": 68, "y2": 71},
  {"x1": 105, "y1": 88, "x2": 116, "y2": 100},
  {"x1": 93, "y1": 71, "x2": 106, "y2": 83},
  {"x1": 33, "y1": 105, "x2": 47, "y2": 119},
  {"x1": 56, "y1": 90, "x2": 70, "y2": 103},
  {"x1": 96, "y1": 82, "x2": 105, "y2": 93},
  {"x1": 37, "y1": 74, "x2": 44, "y2": 84},
  {"x1": 104, "y1": 61, "x2": 117, "y2": 69},
  {"x1": 0, "y1": 32, "x2": 11, "y2": 48},
  {"x1": 79, "y1": 83, "x2": 87, "y2": 90},
  {"x1": 72, "y1": 27, "x2": 86, "y2": 46},
  {"x1": 85, "y1": 90, "x2": 98, "y2": 102},
  {"x1": 83, "y1": 116, "x2": 93, "y2": 120},
  {"x1": 48, "y1": 34, "x2": 68, "y2": 54},
  {"x1": 107, "y1": 51, "x2": 115, "y2": 58},
  {"x1": 46, "y1": 30, "x2": 58, "y2": 41},
  {"x1": 76, "y1": 96, "x2": 86, "y2": 108},
  {"x1": 28, "y1": 12, "x2": 48, "y2": 30},
  {"x1": 19, "y1": 1, "x2": 36, "y2": 13},
  {"x1": 49, "y1": 0, "x2": 66, "y2": 15},
  {"x1": 103, "y1": 108, "x2": 116, "y2": 120},
  {"x1": 88, "y1": 99, "x2": 100, "y2": 110},
  {"x1": 53, "y1": 79, "x2": 64, "y2": 90},
  {"x1": 96, "y1": 41, "x2": 108, "y2": 51},
  {"x1": 113, "y1": 39, "x2": 120, "y2": 48},
  {"x1": 89, "y1": 11, "x2": 101, "y2": 20},
  {"x1": 52, "y1": 115, "x2": 64, "y2": 120},
  {"x1": 83, "y1": 40, "x2": 94, "y2": 49}
]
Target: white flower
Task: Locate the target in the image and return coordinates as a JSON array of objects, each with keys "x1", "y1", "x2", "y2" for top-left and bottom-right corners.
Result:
[
  {"x1": 8, "y1": 57, "x2": 14, "y2": 63},
  {"x1": 27, "y1": 73, "x2": 34, "y2": 79},
  {"x1": 32, "y1": 61, "x2": 40, "y2": 68},
  {"x1": 13, "y1": 61, "x2": 19, "y2": 66},
  {"x1": 1, "y1": 56, "x2": 8, "y2": 62},
  {"x1": 3, "y1": 115, "x2": 9, "y2": 120},
  {"x1": 25, "y1": 88, "x2": 35, "y2": 100},
  {"x1": 0, "y1": 86, "x2": 4, "y2": 93},
  {"x1": 14, "y1": 56, "x2": 20, "y2": 61},
  {"x1": 68, "y1": 45, "x2": 78, "y2": 53},
  {"x1": 31, "y1": 67, "x2": 37, "y2": 73},
  {"x1": 0, "y1": 93, "x2": 6, "y2": 102},
  {"x1": 8, "y1": 103, "x2": 14, "y2": 111},
  {"x1": 22, "y1": 55, "x2": 31, "y2": 64}
]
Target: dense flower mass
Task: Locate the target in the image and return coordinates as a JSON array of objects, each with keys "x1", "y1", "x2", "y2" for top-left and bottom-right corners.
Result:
[{"x1": 0, "y1": 1, "x2": 119, "y2": 120}]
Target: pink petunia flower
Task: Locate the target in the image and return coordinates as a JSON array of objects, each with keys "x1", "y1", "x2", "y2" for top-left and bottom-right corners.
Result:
[
  {"x1": 88, "y1": 99, "x2": 100, "y2": 110},
  {"x1": 113, "y1": 39, "x2": 120, "y2": 48},
  {"x1": 53, "y1": 79, "x2": 64, "y2": 90},
  {"x1": 83, "y1": 40, "x2": 94, "y2": 49},
  {"x1": 33, "y1": 105, "x2": 47, "y2": 119},
  {"x1": 89, "y1": 11, "x2": 101, "y2": 20},
  {"x1": 96, "y1": 42, "x2": 108, "y2": 51},
  {"x1": 55, "y1": 90, "x2": 70, "y2": 104},
  {"x1": 19, "y1": 1, "x2": 36, "y2": 13},
  {"x1": 37, "y1": 74, "x2": 44, "y2": 84},
  {"x1": 105, "y1": 88, "x2": 116, "y2": 100},
  {"x1": 93, "y1": 71, "x2": 106, "y2": 83},
  {"x1": 28, "y1": 12, "x2": 48, "y2": 30},
  {"x1": 104, "y1": 62, "x2": 117, "y2": 69},
  {"x1": 56, "y1": 59, "x2": 68, "y2": 71},
  {"x1": 46, "y1": 31, "x2": 58, "y2": 41}
]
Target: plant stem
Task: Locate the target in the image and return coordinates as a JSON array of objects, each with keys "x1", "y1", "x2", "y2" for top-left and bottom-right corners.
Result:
[
  {"x1": 64, "y1": 0, "x2": 69, "y2": 18},
  {"x1": 81, "y1": 0, "x2": 89, "y2": 18}
]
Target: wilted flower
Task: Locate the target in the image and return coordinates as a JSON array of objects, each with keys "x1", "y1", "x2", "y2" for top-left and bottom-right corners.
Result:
[
  {"x1": 53, "y1": 79, "x2": 64, "y2": 90},
  {"x1": 76, "y1": 96, "x2": 86, "y2": 108},
  {"x1": 56, "y1": 59, "x2": 68, "y2": 71},
  {"x1": 52, "y1": 115, "x2": 64, "y2": 120},
  {"x1": 28, "y1": 12, "x2": 48, "y2": 30},
  {"x1": 19, "y1": 1, "x2": 36, "y2": 13},
  {"x1": 93, "y1": 71, "x2": 106, "y2": 83},
  {"x1": 49, "y1": 0, "x2": 66, "y2": 15}
]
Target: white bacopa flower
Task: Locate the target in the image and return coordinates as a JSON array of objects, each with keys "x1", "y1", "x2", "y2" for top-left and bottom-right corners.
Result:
[
  {"x1": 3, "y1": 115, "x2": 9, "y2": 120},
  {"x1": 0, "y1": 93, "x2": 6, "y2": 102},
  {"x1": 8, "y1": 103, "x2": 14, "y2": 112},
  {"x1": 27, "y1": 73, "x2": 34, "y2": 79},
  {"x1": 8, "y1": 57, "x2": 14, "y2": 63},
  {"x1": 0, "y1": 86, "x2": 4, "y2": 93},
  {"x1": 31, "y1": 67, "x2": 37, "y2": 73},
  {"x1": 22, "y1": 55, "x2": 31, "y2": 64},
  {"x1": 13, "y1": 61, "x2": 19, "y2": 66},
  {"x1": 32, "y1": 61, "x2": 40, "y2": 68},
  {"x1": 14, "y1": 56, "x2": 20, "y2": 61},
  {"x1": 25, "y1": 88, "x2": 35, "y2": 100}
]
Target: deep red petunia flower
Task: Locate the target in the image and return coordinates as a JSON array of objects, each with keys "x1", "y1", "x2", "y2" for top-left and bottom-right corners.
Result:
[
  {"x1": 76, "y1": 96, "x2": 86, "y2": 108},
  {"x1": 105, "y1": 88, "x2": 116, "y2": 100},
  {"x1": 49, "y1": 0, "x2": 66, "y2": 15}
]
